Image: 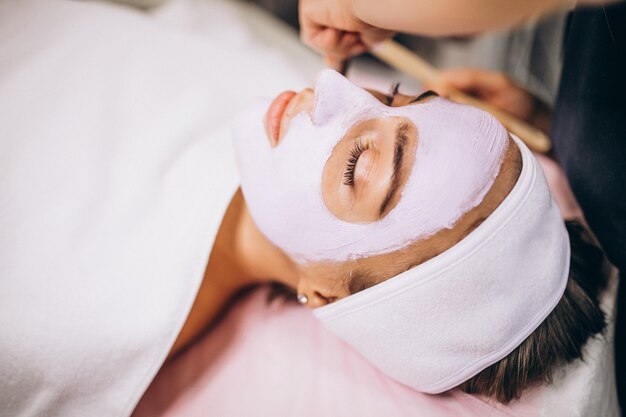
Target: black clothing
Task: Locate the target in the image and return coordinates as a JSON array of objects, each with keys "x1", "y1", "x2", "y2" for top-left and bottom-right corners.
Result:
[{"x1": 551, "y1": 2, "x2": 626, "y2": 410}]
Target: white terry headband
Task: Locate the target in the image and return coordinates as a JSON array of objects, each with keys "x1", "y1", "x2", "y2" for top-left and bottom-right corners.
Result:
[{"x1": 313, "y1": 136, "x2": 570, "y2": 393}]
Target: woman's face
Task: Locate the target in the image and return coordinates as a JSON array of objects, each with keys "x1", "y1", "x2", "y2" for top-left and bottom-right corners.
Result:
[
  {"x1": 266, "y1": 87, "x2": 431, "y2": 223},
  {"x1": 233, "y1": 71, "x2": 519, "y2": 307}
]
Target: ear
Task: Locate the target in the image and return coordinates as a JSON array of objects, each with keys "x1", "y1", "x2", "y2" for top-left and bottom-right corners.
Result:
[
  {"x1": 296, "y1": 269, "x2": 346, "y2": 307},
  {"x1": 296, "y1": 282, "x2": 339, "y2": 308}
]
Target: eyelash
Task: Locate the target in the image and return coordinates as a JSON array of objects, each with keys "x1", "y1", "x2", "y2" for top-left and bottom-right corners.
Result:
[
  {"x1": 345, "y1": 86, "x2": 430, "y2": 188},
  {"x1": 343, "y1": 139, "x2": 368, "y2": 187},
  {"x1": 386, "y1": 82, "x2": 401, "y2": 105}
]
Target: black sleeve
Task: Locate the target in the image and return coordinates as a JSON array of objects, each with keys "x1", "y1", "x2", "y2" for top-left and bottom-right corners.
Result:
[
  {"x1": 551, "y1": 2, "x2": 626, "y2": 410},
  {"x1": 552, "y1": 2, "x2": 626, "y2": 272}
]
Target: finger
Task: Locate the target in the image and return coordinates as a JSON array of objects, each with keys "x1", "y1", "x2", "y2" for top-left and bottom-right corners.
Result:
[
  {"x1": 345, "y1": 41, "x2": 368, "y2": 58},
  {"x1": 324, "y1": 55, "x2": 347, "y2": 72},
  {"x1": 337, "y1": 34, "x2": 369, "y2": 59},
  {"x1": 300, "y1": 16, "x2": 344, "y2": 56},
  {"x1": 310, "y1": 27, "x2": 343, "y2": 55},
  {"x1": 299, "y1": 15, "x2": 324, "y2": 49},
  {"x1": 338, "y1": 32, "x2": 359, "y2": 50}
]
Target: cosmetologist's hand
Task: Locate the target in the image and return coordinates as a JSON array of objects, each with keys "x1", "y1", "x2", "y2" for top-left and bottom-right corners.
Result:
[{"x1": 299, "y1": 0, "x2": 394, "y2": 70}]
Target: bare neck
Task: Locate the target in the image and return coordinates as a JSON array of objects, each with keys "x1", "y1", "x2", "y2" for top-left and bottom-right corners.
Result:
[
  {"x1": 168, "y1": 189, "x2": 298, "y2": 359},
  {"x1": 211, "y1": 189, "x2": 298, "y2": 290}
]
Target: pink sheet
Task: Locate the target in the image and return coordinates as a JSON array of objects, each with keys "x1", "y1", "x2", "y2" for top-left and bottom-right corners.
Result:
[
  {"x1": 133, "y1": 288, "x2": 546, "y2": 417},
  {"x1": 132, "y1": 154, "x2": 575, "y2": 417}
]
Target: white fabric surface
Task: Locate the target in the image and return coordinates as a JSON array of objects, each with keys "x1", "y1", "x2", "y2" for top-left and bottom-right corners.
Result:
[
  {"x1": 314, "y1": 136, "x2": 571, "y2": 393},
  {"x1": 537, "y1": 269, "x2": 620, "y2": 417},
  {"x1": 0, "y1": 0, "x2": 321, "y2": 416}
]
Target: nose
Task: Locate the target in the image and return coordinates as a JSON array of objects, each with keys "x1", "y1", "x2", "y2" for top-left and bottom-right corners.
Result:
[{"x1": 274, "y1": 88, "x2": 314, "y2": 145}]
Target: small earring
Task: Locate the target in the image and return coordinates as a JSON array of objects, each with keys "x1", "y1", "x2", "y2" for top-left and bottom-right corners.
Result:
[{"x1": 297, "y1": 293, "x2": 309, "y2": 305}]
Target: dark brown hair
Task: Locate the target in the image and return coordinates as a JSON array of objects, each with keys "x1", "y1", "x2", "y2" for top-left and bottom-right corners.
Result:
[
  {"x1": 458, "y1": 220, "x2": 608, "y2": 403},
  {"x1": 269, "y1": 220, "x2": 608, "y2": 403}
]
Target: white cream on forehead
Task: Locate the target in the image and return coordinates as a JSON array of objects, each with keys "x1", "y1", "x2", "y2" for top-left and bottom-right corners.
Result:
[{"x1": 232, "y1": 69, "x2": 508, "y2": 263}]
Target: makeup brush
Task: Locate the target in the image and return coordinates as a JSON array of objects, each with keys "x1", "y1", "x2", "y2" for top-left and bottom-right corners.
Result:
[{"x1": 370, "y1": 39, "x2": 551, "y2": 153}]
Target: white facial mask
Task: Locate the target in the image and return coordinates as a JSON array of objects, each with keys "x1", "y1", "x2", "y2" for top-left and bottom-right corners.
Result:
[{"x1": 232, "y1": 70, "x2": 508, "y2": 263}]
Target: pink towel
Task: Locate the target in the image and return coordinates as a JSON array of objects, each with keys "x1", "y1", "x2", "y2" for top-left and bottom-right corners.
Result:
[
  {"x1": 133, "y1": 289, "x2": 543, "y2": 417},
  {"x1": 131, "y1": 153, "x2": 583, "y2": 417}
]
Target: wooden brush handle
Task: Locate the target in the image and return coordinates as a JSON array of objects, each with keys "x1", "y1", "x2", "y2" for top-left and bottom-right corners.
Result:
[{"x1": 371, "y1": 39, "x2": 551, "y2": 153}]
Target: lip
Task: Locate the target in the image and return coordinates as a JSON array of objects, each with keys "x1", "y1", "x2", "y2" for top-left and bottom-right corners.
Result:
[{"x1": 265, "y1": 90, "x2": 296, "y2": 147}]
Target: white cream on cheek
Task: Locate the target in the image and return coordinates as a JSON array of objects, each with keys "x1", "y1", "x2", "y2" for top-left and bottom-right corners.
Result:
[{"x1": 232, "y1": 70, "x2": 508, "y2": 263}]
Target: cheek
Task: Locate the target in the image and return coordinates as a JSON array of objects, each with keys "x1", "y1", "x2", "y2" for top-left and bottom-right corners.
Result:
[
  {"x1": 321, "y1": 120, "x2": 382, "y2": 220},
  {"x1": 322, "y1": 158, "x2": 353, "y2": 219},
  {"x1": 354, "y1": 150, "x2": 375, "y2": 187},
  {"x1": 321, "y1": 138, "x2": 356, "y2": 215},
  {"x1": 298, "y1": 262, "x2": 352, "y2": 298}
]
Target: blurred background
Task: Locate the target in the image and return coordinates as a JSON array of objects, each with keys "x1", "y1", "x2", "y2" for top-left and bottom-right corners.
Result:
[{"x1": 106, "y1": 0, "x2": 567, "y2": 106}]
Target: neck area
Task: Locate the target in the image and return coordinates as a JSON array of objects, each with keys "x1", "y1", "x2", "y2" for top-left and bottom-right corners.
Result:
[
  {"x1": 168, "y1": 189, "x2": 299, "y2": 359},
  {"x1": 212, "y1": 189, "x2": 299, "y2": 291}
]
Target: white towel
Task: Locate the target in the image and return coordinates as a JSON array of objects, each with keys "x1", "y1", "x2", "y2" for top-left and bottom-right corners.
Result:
[
  {"x1": 0, "y1": 2, "x2": 242, "y2": 416},
  {"x1": 0, "y1": 0, "x2": 325, "y2": 414}
]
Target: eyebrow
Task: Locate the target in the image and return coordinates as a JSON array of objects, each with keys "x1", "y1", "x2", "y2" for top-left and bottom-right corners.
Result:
[
  {"x1": 409, "y1": 90, "x2": 439, "y2": 103},
  {"x1": 379, "y1": 122, "x2": 409, "y2": 217}
]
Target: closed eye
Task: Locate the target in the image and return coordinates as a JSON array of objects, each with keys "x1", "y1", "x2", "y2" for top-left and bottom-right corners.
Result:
[
  {"x1": 343, "y1": 138, "x2": 368, "y2": 187},
  {"x1": 385, "y1": 82, "x2": 401, "y2": 106}
]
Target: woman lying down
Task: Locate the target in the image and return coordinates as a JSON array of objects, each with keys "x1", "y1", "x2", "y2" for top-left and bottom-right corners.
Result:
[
  {"x1": 173, "y1": 69, "x2": 607, "y2": 403},
  {"x1": 0, "y1": 2, "x2": 610, "y2": 415}
]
